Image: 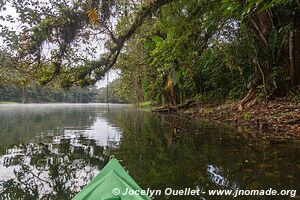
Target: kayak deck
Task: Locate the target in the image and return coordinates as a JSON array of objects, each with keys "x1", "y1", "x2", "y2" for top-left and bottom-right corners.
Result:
[{"x1": 72, "y1": 158, "x2": 151, "y2": 200}]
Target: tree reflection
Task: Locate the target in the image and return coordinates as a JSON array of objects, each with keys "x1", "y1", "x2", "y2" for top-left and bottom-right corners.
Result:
[
  {"x1": 0, "y1": 106, "x2": 299, "y2": 200},
  {"x1": 0, "y1": 106, "x2": 98, "y2": 154},
  {"x1": 0, "y1": 105, "x2": 124, "y2": 199},
  {"x1": 105, "y1": 110, "x2": 300, "y2": 200},
  {"x1": 0, "y1": 135, "x2": 108, "y2": 200}
]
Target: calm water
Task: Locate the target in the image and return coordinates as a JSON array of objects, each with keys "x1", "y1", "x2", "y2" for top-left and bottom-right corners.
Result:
[{"x1": 0, "y1": 104, "x2": 299, "y2": 200}]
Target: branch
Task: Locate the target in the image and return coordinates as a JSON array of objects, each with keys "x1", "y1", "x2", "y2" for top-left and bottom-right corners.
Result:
[
  {"x1": 248, "y1": 17, "x2": 268, "y2": 47},
  {"x1": 76, "y1": 0, "x2": 174, "y2": 83}
]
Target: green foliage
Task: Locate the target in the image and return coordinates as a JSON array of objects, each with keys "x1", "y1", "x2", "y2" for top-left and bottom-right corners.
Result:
[
  {"x1": 291, "y1": 95, "x2": 300, "y2": 103},
  {"x1": 242, "y1": 112, "x2": 253, "y2": 120},
  {"x1": 113, "y1": 0, "x2": 256, "y2": 105},
  {"x1": 1, "y1": 0, "x2": 299, "y2": 104},
  {"x1": 0, "y1": 84, "x2": 98, "y2": 103},
  {"x1": 221, "y1": 0, "x2": 293, "y2": 17},
  {"x1": 140, "y1": 101, "x2": 152, "y2": 109},
  {"x1": 220, "y1": 0, "x2": 300, "y2": 98},
  {"x1": 95, "y1": 79, "x2": 129, "y2": 103}
]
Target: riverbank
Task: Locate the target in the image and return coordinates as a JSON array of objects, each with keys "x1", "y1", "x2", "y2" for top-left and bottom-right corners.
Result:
[
  {"x1": 0, "y1": 102, "x2": 18, "y2": 104},
  {"x1": 152, "y1": 99, "x2": 300, "y2": 139}
]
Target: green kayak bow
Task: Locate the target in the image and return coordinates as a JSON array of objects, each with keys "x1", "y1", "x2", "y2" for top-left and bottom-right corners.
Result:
[{"x1": 72, "y1": 158, "x2": 151, "y2": 200}]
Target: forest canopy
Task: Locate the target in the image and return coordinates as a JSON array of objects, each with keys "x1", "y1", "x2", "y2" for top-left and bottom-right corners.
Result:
[{"x1": 0, "y1": 0, "x2": 300, "y2": 105}]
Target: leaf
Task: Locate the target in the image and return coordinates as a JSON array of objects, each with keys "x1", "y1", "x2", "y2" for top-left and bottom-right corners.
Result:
[
  {"x1": 87, "y1": 8, "x2": 100, "y2": 26},
  {"x1": 151, "y1": 36, "x2": 164, "y2": 44},
  {"x1": 144, "y1": 40, "x2": 154, "y2": 50}
]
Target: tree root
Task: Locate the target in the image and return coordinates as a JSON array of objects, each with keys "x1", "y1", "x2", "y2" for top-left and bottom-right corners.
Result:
[{"x1": 234, "y1": 88, "x2": 258, "y2": 111}]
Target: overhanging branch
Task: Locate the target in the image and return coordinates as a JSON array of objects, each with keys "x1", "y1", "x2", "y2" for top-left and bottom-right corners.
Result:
[{"x1": 76, "y1": 0, "x2": 174, "y2": 84}]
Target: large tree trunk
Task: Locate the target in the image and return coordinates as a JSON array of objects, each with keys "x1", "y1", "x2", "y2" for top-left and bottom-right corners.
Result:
[
  {"x1": 247, "y1": 11, "x2": 273, "y2": 48},
  {"x1": 239, "y1": 4, "x2": 300, "y2": 108},
  {"x1": 292, "y1": 12, "x2": 300, "y2": 85},
  {"x1": 235, "y1": 65, "x2": 261, "y2": 110}
]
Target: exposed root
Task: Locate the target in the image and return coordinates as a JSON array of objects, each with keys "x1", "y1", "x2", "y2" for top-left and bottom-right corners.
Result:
[{"x1": 234, "y1": 88, "x2": 258, "y2": 111}]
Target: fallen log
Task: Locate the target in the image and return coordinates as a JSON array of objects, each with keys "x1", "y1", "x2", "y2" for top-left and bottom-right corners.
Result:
[
  {"x1": 151, "y1": 106, "x2": 177, "y2": 113},
  {"x1": 176, "y1": 99, "x2": 195, "y2": 109},
  {"x1": 151, "y1": 100, "x2": 195, "y2": 113}
]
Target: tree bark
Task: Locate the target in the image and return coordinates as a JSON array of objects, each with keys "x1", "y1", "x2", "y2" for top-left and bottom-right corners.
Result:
[
  {"x1": 243, "y1": 5, "x2": 300, "y2": 101},
  {"x1": 289, "y1": 31, "x2": 295, "y2": 85},
  {"x1": 247, "y1": 11, "x2": 273, "y2": 48},
  {"x1": 293, "y1": 12, "x2": 300, "y2": 86},
  {"x1": 235, "y1": 66, "x2": 260, "y2": 110}
]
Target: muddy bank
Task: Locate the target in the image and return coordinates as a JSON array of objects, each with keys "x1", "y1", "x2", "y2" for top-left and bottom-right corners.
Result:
[{"x1": 152, "y1": 99, "x2": 300, "y2": 140}]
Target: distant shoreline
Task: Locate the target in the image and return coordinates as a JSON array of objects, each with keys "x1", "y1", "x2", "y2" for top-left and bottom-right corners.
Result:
[
  {"x1": 0, "y1": 102, "x2": 129, "y2": 105},
  {"x1": 0, "y1": 102, "x2": 18, "y2": 104}
]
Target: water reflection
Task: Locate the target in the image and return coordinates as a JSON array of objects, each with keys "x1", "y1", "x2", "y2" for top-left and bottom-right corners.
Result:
[
  {"x1": 0, "y1": 140, "x2": 105, "y2": 199},
  {"x1": 0, "y1": 104, "x2": 124, "y2": 199},
  {"x1": 207, "y1": 165, "x2": 231, "y2": 187},
  {"x1": 0, "y1": 104, "x2": 299, "y2": 200},
  {"x1": 107, "y1": 112, "x2": 300, "y2": 200}
]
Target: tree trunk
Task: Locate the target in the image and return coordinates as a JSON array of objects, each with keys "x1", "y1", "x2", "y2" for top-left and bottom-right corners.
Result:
[
  {"x1": 235, "y1": 65, "x2": 261, "y2": 110},
  {"x1": 21, "y1": 87, "x2": 28, "y2": 103},
  {"x1": 241, "y1": 4, "x2": 300, "y2": 106},
  {"x1": 293, "y1": 12, "x2": 300, "y2": 85}
]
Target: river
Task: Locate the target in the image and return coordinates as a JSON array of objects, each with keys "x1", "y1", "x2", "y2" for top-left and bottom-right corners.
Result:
[{"x1": 0, "y1": 104, "x2": 299, "y2": 199}]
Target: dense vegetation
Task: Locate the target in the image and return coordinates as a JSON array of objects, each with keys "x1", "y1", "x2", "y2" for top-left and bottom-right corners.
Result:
[
  {"x1": 0, "y1": 84, "x2": 97, "y2": 103},
  {"x1": 95, "y1": 79, "x2": 129, "y2": 103},
  {"x1": 0, "y1": 0, "x2": 299, "y2": 106},
  {"x1": 0, "y1": 82, "x2": 127, "y2": 103}
]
